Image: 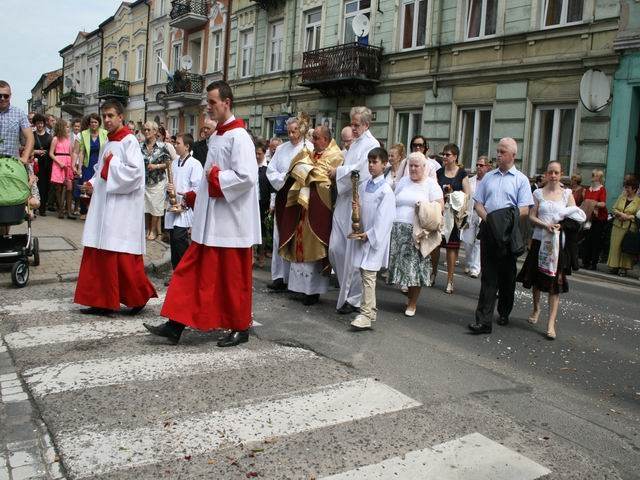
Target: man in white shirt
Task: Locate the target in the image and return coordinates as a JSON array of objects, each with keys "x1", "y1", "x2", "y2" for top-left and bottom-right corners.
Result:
[
  {"x1": 340, "y1": 126, "x2": 354, "y2": 153},
  {"x1": 145, "y1": 81, "x2": 261, "y2": 348},
  {"x1": 164, "y1": 133, "x2": 204, "y2": 275},
  {"x1": 265, "y1": 117, "x2": 312, "y2": 291},
  {"x1": 328, "y1": 106, "x2": 380, "y2": 314}
]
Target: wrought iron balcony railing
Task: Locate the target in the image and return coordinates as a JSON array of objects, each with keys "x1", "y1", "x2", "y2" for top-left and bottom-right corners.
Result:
[
  {"x1": 251, "y1": 0, "x2": 286, "y2": 9},
  {"x1": 301, "y1": 43, "x2": 383, "y2": 95},
  {"x1": 165, "y1": 72, "x2": 204, "y2": 105},
  {"x1": 169, "y1": 0, "x2": 208, "y2": 29},
  {"x1": 97, "y1": 79, "x2": 130, "y2": 104},
  {"x1": 59, "y1": 90, "x2": 86, "y2": 106}
]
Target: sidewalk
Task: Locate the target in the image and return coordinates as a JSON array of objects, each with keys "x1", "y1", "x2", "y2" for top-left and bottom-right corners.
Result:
[{"x1": 0, "y1": 214, "x2": 170, "y2": 287}]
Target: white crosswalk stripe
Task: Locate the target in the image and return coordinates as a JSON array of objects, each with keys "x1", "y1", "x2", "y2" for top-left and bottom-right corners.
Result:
[
  {"x1": 1, "y1": 287, "x2": 552, "y2": 480},
  {"x1": 321, "y1": 432, "x2": 551, "y2": 480},
  {"x1": 23, "y1": 345, "x2": 316, "y2": 396},
  {"x1": 59, "y1": 378, "x2": 421, "y2": 477}
]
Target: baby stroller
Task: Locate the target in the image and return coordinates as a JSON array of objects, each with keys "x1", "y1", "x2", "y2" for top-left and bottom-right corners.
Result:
[{"x1": 0, "y1": 157, "x2": 40, "y2": 287}]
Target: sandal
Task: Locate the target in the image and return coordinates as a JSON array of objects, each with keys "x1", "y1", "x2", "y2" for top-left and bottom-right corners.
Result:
[
  {"x1": 147, "y1": 232, "x2": 156, "y2": 241},
  {"x1": 528, "y1": 311, "x2": 540, "y2": 324}
]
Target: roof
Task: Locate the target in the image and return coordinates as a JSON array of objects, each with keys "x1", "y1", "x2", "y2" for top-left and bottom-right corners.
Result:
[{"x1": 31, "y1": 69, "x2": 63, "y2": 93}]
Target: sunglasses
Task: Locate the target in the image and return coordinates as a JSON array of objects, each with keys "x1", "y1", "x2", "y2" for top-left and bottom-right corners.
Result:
[
  {"x1": 0, "y1": 94, "x2": 10, "y2": 100},
  {"x1": 411, "y1": 143, "x2": 425, "y2": 148},
  {"x1": 476, "y1": 164, "x2": 488, "y2": 168}
]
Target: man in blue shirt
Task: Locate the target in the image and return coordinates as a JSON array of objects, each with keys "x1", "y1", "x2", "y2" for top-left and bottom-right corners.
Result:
[
  {"x1": 469, "y1": 137, "x2": 533, "y2": 334},
  {"x1": 0, "y1": 80, "x2": 33, "y2": 164}
]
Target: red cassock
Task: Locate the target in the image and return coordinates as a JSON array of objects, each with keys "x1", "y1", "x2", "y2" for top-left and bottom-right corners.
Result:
[
  {"x1": 74, "y1": 247, "x2": 157, "y2": 310},
  {"x1": 159, "y1": 242, "x2": 253, "y2": 331}
]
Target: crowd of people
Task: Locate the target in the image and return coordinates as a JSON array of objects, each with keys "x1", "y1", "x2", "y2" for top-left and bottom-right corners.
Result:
[{"x1": 2, "y1": 77, "x2": 640, "y2": 346}]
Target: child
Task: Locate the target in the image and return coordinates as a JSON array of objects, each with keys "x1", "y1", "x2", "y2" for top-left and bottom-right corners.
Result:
[
  {"x1": 49, "y1": 119, "x2": 75, "y2": 219},
  {"x1": 349, "y1": 147, "x2": 396, "y2": 331}
]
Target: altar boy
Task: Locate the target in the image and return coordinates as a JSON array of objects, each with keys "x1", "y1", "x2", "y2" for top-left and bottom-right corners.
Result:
[{"x1": 349, "y1": 147, "x2": 396, "y2": 331}]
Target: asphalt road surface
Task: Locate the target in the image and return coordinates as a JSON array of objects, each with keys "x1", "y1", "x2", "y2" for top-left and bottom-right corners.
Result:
[{"x1": 0, "y1": 263, "x2": 637, "y2": 479}]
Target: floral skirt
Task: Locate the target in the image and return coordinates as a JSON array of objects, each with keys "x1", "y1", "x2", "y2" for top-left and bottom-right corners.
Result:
[{"x1": 387, "y1": 222, "x2": 433, "y2": 287}]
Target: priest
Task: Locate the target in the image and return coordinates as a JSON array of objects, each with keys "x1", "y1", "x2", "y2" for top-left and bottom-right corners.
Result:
[
  {"x1": 328, "y1": 106, "x2": 380, "y2": 314},
  {"x1": 144, "y1": 81, "x2": 261, "y2": 347},
  {"x1": 275, "y1": 125, "x2": 343, "y2": 305},
  {"x1": 74, "y1": 99, "x2": 157, "y2": 315},
  {"x1": 266, "y1": 117, "x2": 312, "y2": 291}
]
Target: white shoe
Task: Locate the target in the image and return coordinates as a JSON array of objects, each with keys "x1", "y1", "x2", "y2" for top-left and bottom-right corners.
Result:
[
  {"x1": 464, "y1": 267, "x2": 470, "y2": 274},
  {"x1": 469, "y1": 271, "x2": 479, "y2": 278},
  {"x1": 350, "y1": 315, "x2": 372, "y2": 331},
  {"x1": 404, "y1": 308, "x2": 416, "y2": 317}
]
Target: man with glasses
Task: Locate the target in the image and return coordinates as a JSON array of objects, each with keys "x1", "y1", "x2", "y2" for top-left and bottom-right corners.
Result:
[
  {"x1": 461, "y1": 155, "x2": 492, "y2": 279},
  {"x1": 328, "y1": 106, "x2": 380, "y2": 314},
  {"x1": 0, "y1": 80, "x2": 34, "y2": 165}
]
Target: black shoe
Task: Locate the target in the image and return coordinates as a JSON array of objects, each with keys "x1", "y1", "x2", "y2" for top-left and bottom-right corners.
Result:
[
  {"x1": 80, "y1": 307, "x2": 112, "y2": 316},
  {"x1": 468, "y1": 323, "x2": 492, "y2": 334},
  {"x1": 267, "y1": 278, "x2": 287, "y2": 291},
  {"x1": 128, "y1": 305, "x2": 145, "y2": 316},
  {"x1": 497, "y1": 316, "x2": 509, "y2": 326},
  {"x1": 217, "y1": 330, "x2": 249, "y2": 348},
  {"x1": 143, "y1": 321, "x2": 182, "y2": 345},
  {"x1": 337, "y1": 302, "x2": 360, "y2": 314},
  {"x1": 302, "y1": 294, "x2": 319, "y2": 306}
]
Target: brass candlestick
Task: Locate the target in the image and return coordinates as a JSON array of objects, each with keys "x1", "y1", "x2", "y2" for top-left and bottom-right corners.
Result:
[
  {"x1": 347, "y1": 170, "x2": 362, "y2": 239},
  {"x1": 165, "y1": 158, "x2": 183, "y2": 213}
]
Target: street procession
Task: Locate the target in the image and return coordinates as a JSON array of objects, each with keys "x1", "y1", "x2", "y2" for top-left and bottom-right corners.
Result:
[{"x1": 0, "y1": 0, "x2": 639, "y2": 479}]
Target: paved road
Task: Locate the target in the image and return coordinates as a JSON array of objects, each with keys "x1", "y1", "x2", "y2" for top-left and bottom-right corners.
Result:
[{"x1": 0, "y1": 264, "x2": 638, "y2": 479}]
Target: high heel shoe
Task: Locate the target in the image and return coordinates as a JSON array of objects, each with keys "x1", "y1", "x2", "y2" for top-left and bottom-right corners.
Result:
[
  {"x1": 445, "y1": 281, "x2": 453, "y2": 294},
  {"x1": 528, "y1": 311, "x2": 540, "y2": 324}
]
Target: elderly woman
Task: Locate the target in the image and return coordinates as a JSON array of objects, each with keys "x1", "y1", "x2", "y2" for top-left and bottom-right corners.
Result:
[
  {"x1": 607, "y1": 176, "x2": 640, "y2": 276},
  {"x1": 582, "y1": 169, "x2": 607, "y2": 270},
  {"x1": 385, "y1": 143, "x2": 405, "y2": 190},
  {"x1": 388, "y1": 152, "x2": 444, "y2": 316},
  {"x1": 433, "y1": 143, "x2": 470, "y2": 294},
  {"x1": 141, "y1": 121, "x2": 170, "y2": 241}
]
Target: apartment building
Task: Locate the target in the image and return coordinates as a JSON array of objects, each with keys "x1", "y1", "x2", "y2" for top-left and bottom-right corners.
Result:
[
  {"x1": 227, "y1": 0, "x2": 620, "y2": 185},
  {"x1": 28, "y1": 69, "x2": 63, "y2": 118}
]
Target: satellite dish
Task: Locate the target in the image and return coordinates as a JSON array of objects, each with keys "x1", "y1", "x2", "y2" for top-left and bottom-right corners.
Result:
[
  {"x1": 108, "y1": 68, "x2": 119, "y2": 80},
  {"x1": 351, "y1": 14, "x2": 370, "y2": 38},
  {"x1": 181, "y1": 55, "x2": 193, "y2": 71},
  {"x1": 64, "y1": 77, "x2": 73, "y2": 88},
  {"x1": 156, "y1": 91, "x2": 167, "y2": 104},
  {"x1": 580, "y1": 69, "x2": 611, "y2": 113}
]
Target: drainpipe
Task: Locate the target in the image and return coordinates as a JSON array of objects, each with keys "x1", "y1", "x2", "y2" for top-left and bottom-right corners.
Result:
[
  {"x1": 144, "y1": 0, "x2": 151, "y2": 122},
  {"x1": 286, "y1": 0, "x2": 298, "y2": 113},
  {"x1": 223, "y1": 0, "x2": 233, "y2": 82},
  {"x1": 431, "y1": 0, "x2": 443, "y2": 98}
]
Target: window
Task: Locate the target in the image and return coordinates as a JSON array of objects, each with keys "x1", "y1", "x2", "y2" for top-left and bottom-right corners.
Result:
[
  {"x1": 136, "y1": 46, "x2": 145, "y2": 80},
  {"x1": 187, "y1": 115, "x2": 196, "y2": 136},
  {"x1": 158, "y1": 0, "x2": 166, "y2": 15},
  {"x1": 458, "y1": 108, "x2": 492, "y2": 169},
  {"x1": 155, "y1": 48, "x2": 164, "y2": 84},
  {"x1": 268, "y1": 21, "x2": 284, "y2": 72},
  {"x1": 543, "y1": 0, "x2": 583, "y2": 27},
  {"x1": 212, "y1": 31, "x2": 223, "y2": 72},
  {"x1": 107, "y1": 57, "x2": 114, "y2": 75},
  {"x1": 466, "y1": 0, "x2": 497, "y2": 39},
  {"x1": 531, "y1": 105, "x2": 577, "y2": 175},
  {"x1": 170, "y1": 116, "x2": 179, "y2": 136},
  {"x1": 239, "y1": 29, "x2": 254, "y2": 78},
  {"x1": 265, "y1": 118, "x2": 276, "y2": 138},
  {"x1": 305, "y1": 8, "x2": 322, "y2": 52},
  {"x1": 344, "y1": 0, "x2": 371, "y2": 44},
  {"x1": 88, "y1": 67, "x2": 93, "y2": 91},
  {"x1": 395, "y1": 111, "x2": 423, "y2": 148},
  {"x1": 172, "y1": 43, "x2": 181, "y2": 71},
  {"x1": 120, "y1": 53, "x2": 128, "y2": 80},
  {"x1": 400, "y1": 0, "x2": 427, "y2": 50}
]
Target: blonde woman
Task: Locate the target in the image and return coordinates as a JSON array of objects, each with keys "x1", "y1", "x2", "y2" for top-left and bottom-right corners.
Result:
[{"x1": 141, "y1": 121, "x2": 169, "y2": 240}]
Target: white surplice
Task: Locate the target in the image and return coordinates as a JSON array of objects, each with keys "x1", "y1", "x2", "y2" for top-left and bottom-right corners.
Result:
[
  {"x1": 82, "y1": 133, "x2": 145, "y2": 255},
  {"x1": 329, "y1": 129, "x2": 380, "y2": 308},
  {"x1": 191, "y1": 116, "x2": 261, "y2": 248},
  {"x1": 288, "y1": 262, "x2": 329, "y2": 295},
  {"x1": 164, "y1": 154, "x2": 203, "y2": 230},
  {"x1": 350, "y1": 175, "x2": 396, "y2": 271},
  {"x1": 266, "y1": 139, "x2": 313, "y2": 281}
]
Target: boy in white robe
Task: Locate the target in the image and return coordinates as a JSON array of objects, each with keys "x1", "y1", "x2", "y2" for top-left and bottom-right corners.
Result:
[{"x1": 349, "y1": 148, "x2": 396, "y2": 331}]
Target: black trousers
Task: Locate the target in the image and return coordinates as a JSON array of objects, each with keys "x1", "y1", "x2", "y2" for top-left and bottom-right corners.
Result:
[
  {"x1": 582, "y1": 219, "x2": 606, "y2": 268},
  {"x1": 37, "y1": 168, "x2": 51, "y2": 215},
  {"x1": 474, "y1": 239, "x2": 517, "y2": 326},
  {"x1": 169, "y1": 226, "x2": 190, "y2": 270}
]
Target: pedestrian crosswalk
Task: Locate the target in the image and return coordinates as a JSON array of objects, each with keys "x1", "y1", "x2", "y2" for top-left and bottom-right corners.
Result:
[{"x1": 0, "y1": 285, "x2": 552, "y2": 479}]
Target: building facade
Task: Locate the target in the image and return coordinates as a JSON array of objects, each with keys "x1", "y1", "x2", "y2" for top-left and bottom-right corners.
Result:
[
  {"x1": 99, "y1": 0, "x2": 151, "y2": 127},
  {"x1": 59, "y1": 30, "x2": 102, "y2": 120},
  {"x1": 227, "y1": 0, "x2": 620, "y2": 184},
  {"x1": 28, "y1": 69, "x2": 63, "y2": 118}
]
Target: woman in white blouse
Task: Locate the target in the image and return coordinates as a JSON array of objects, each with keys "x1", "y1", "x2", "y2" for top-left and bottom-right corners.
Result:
[{"x1": 387, "y1": 152, "x2": 444, "y2": 316}]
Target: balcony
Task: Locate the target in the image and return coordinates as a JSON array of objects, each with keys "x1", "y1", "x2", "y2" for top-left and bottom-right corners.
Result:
[
  {"x1": 165, "y1": 72, "x2": 204, "y2": 105},
  {"x1": 97, "y1": 78, "x2": 130, "y2": 105},
  {"x1": 251, "y1": 0, "x2": 286, "y2": 9},
  {"x1": 169, "y1": 0, "x2": 208, "y2": 30},
  {"x1": 300, "y1": 43, "x2": 383, "y2": 96},
  {"x1": 58, "y1": 90, "x2": 86, "y2": 116}
]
